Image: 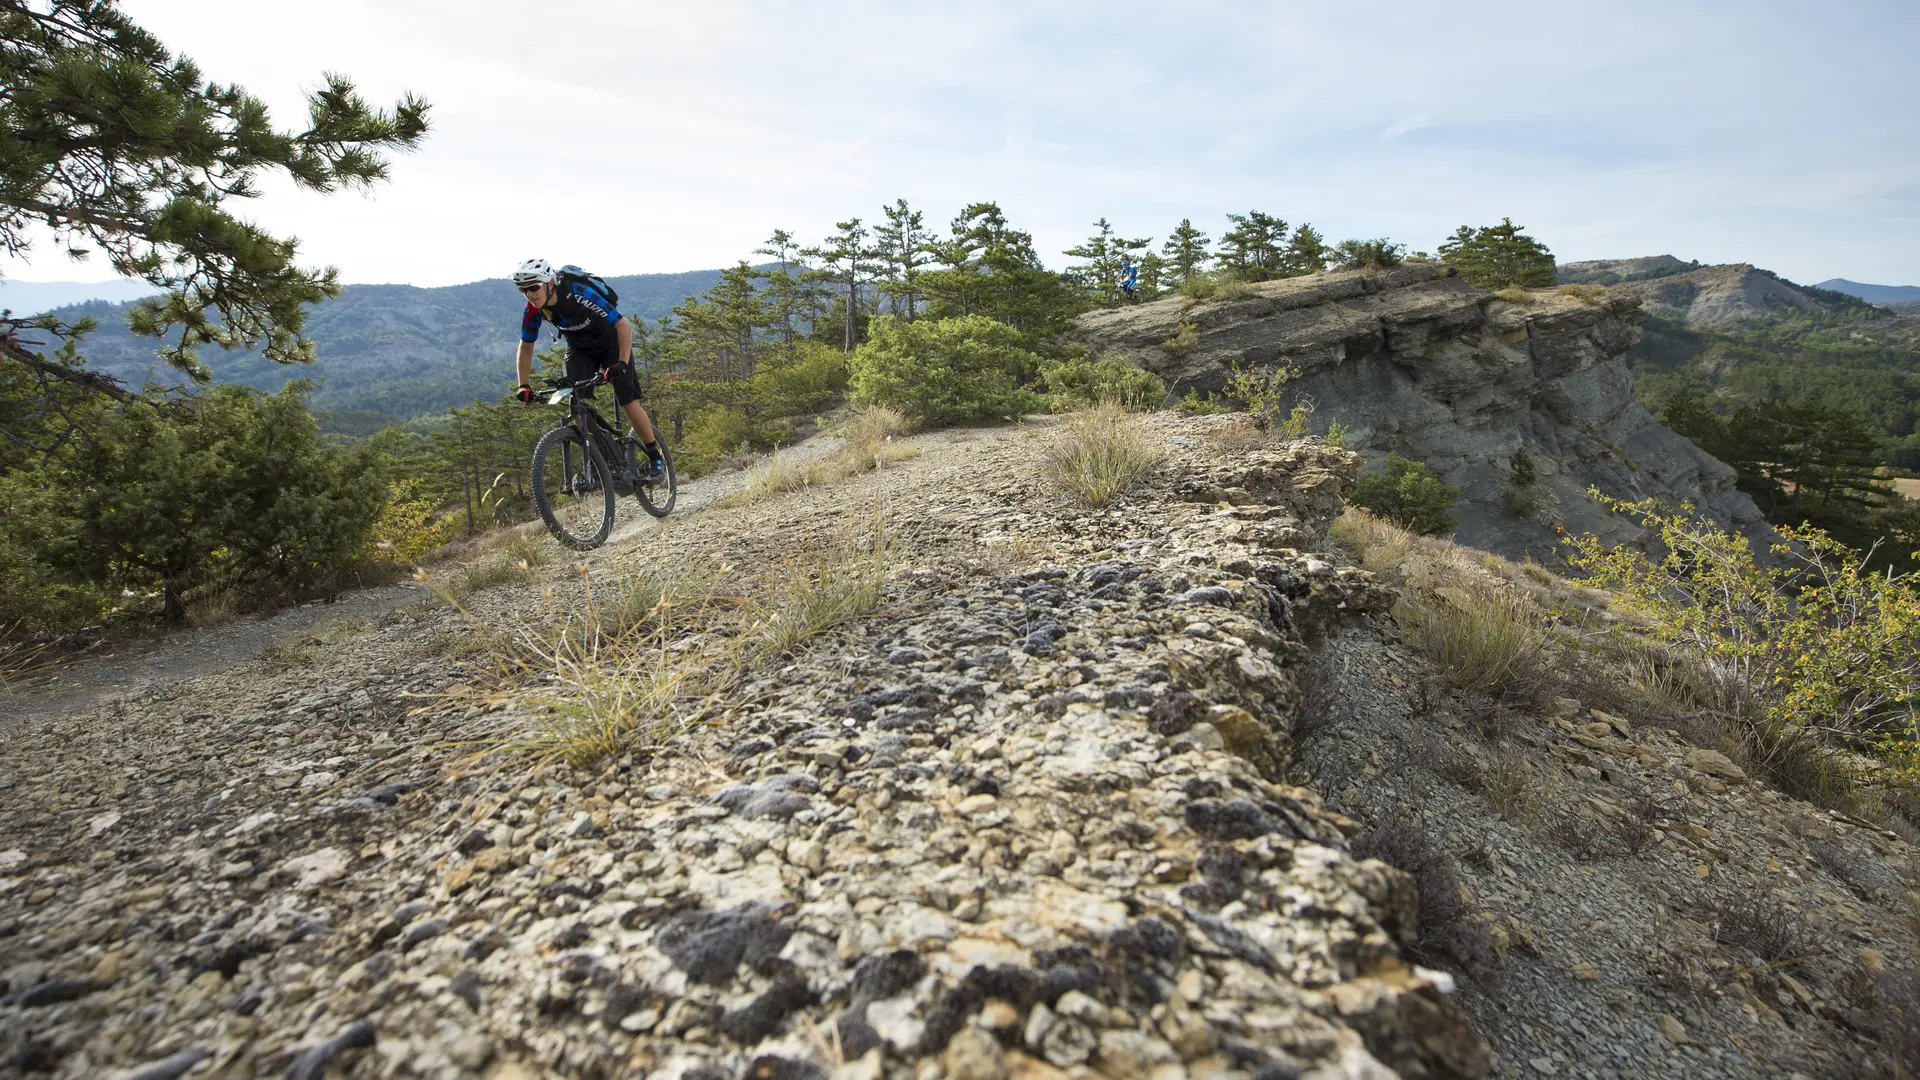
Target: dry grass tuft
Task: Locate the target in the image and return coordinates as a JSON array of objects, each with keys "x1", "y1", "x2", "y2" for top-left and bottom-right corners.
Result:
[
  {"x1": 1494, "y1": 286, "x2": 1531, "y2": 303},
  {"x1": 1556, "y1": 283, "x2": 1611, "y2": 305},
  {"x1": 745, "y1": 508, "x2": 893, "y2": 659},
  {"x1": 1397, "y1": 585, "x2": 1551, "y2": 703},
  {"x1": 718, "y1": 407, "x2": 921, "y2": 508},
  {"x1": 1043, "y1": 403, "x2": 1164, "y2": 508}
]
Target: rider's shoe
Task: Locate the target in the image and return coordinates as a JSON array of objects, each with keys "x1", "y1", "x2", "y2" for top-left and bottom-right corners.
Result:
[{"x1": 641, "y1": 458, "x2": 665, "y2": 485}]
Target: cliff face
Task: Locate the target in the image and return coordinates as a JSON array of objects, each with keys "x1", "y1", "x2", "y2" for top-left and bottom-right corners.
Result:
[{"x1": 1071, "y1": 264, "x2": 1770, "y2": 561}]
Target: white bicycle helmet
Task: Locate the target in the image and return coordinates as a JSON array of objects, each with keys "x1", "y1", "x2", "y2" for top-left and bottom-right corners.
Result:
[{"x1": 512, "y1": 258, "x2": 556, "y2": 288}]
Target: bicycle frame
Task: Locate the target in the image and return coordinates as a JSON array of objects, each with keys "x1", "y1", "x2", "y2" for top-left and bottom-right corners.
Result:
[{"x1": 546, "y1": 375, "x2": 636, "y2": 491}]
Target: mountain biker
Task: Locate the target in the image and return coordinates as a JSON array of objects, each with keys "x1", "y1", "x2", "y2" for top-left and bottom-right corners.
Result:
[{"x1": 511, "y1": 258, "x2": 664, "y2": 477}]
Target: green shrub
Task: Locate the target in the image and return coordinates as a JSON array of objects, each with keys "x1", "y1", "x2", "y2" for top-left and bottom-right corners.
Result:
[
  {"x1": 1350, "y1": 454, "x2": 1461, "y2": 536},
  {"x1": 849, "y1": 315, "x2": 1041, "y2": 428},
  {"x1": 1162, "y1": 320, "x2": 1199, "y2": 357},
  {"x1": 747, "y1": 341, "x2": 846, "y2": 417},
  {"x1": 678, "y1": 404, "x2": 760, "y2": 474},
  {"x1": 1439, "y1": 219, "x2": 1557, "y2": 290},
  {"x1": 1223, "y1": 362, "x2": 1303, "y2": 431},
  {"x1": 1335, "y1": 239, "x2": 1406, "y2": 270},
  {"x1": 1176, "y1": 389, "x2": 1229, "y2": 416},
  {"x1": 1177, "y1": 274, "x2": 1219, "y2": 301},
  {"x1": 1038, "y1": 352, "x2": 1166, "y2": 411}
]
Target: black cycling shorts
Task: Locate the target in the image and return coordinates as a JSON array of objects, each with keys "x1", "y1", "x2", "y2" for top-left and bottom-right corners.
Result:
[{"x1": 566, "y1": 339, "x2": 642, "y2": 408}]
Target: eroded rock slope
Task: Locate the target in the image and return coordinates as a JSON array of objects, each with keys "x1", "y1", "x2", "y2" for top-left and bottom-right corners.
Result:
[
  {"x1": 1071, "y1": 265, "x2": 1770, "y2": 563},
  {"x1": 1, "y1": 420, "x2": 1486, "y2": 1080}
]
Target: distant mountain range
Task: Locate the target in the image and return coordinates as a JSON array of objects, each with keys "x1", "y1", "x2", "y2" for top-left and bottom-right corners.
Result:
[
  {"x1": 1813, "y1": 278, "x2": 1920, "y2": 306},
  {"x1": 1, "y1": 278, "x2": 161, "y2": 313},
  {"x1": 32, "y1": 269, "x2": 730, "y2": 425}
]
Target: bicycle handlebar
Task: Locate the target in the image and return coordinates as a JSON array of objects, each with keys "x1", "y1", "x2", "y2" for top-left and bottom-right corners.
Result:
[{"x1": 543, "y1": 372, "x2": 607, "y2": 391}]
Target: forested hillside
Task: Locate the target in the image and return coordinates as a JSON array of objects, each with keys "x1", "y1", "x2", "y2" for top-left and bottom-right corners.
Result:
[
  {"x1": 1558, "y1": 257, "x2": 1920, "y2": 558},
  {"x1": 38, "y1": 270, "x2": 728, "y2": 426}
]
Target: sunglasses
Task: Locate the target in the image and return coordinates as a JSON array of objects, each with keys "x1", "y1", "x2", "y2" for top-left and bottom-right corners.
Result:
[{"x1": 518, "y1": 283, "x2": 543, "y2": 295}]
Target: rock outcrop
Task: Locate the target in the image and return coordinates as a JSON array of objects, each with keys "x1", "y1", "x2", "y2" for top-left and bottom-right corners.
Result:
[
  {"x1": 0, "y1": 424, "x2": 1489, "y2": 1080},
  {"x1": 1558, "y1": 259, "x2": 1842, "y2": 329},
  {"x1": 1071, "y1": 264, "x2": 1771, "y2": 562}
]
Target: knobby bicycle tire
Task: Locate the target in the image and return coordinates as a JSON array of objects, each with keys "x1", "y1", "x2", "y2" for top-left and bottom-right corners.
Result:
[
  {"x1": 636, "y1": 435, "x2": 677, "y2": 518},
  {"x1": 531, "y1": 425, "x2": 615, "y2": 549}
]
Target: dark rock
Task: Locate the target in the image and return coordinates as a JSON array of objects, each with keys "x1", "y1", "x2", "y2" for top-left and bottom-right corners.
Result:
[
  {"x1": 721, "y1": 973, "x2": 818, "y2": 1043},
  {"x1": 655, "y1": 903, "x2": 793, "y2": 986},
  {"x1": 11, "y1": 977, "x2": 100, "y2": 1007},
  {"x1": 600, "y1": 981, "x2": 649, "y2": 1029},
  {"x1": 849, "y1": 948, "x2": 924, "y2": 1003},
  {"x1": 399, "y1": 918, "x2": 447, "y2": 951},
  {"x1": 1252, "y1": 1062, "x2": 1304, "y2": 1080},
  {"x1": 231, "y1": 986, "x2": 266, "y2": 1016},
  {"x1": 746, "y1": 1056, "x2": 826, "y2": 1080},
  {"x1": 465, "y1": 930, "x2": 508, "y2": 962},
  {"x1": 122, "y1": 1047, "x2": 210, "y2": 1080},
  {"x1": 450, "y1": 969, "x2": 484, "y2": 1012},
  {"x1": 1182, "y1": 586, "x2": 1234, "y2": 606},
  {"x1": 1185, "y1": 800, "x2": 1284, "y2": 841},
  {"x1": 361, "y1": 781, "x2": 418, "y2": 806},
  {"x1": 286, "y1": 1018, "x2": 376, "y2": 1080},
  {"x1": 1149, "y1": 691, "x2": 1204, "y2": 736},
  {"x1": 455, "y1": 830, "x2": 493, "y2": 856},
  {"x1": 1188, "y1": 912, "x2": 1276, "y2": 971},
  {"x1": 887, "y1": 647, "x2": 928, "y2": 664},
  {"x1": 549, "y1": 922, "x2": 591, "y2": 950}
]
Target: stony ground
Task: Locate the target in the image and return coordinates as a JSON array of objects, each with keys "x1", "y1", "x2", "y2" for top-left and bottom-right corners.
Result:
[{"x1": 0, "y1": 415, "x2": 1913, "y2": 1080}]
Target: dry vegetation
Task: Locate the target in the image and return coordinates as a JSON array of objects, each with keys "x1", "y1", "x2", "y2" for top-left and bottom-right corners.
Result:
[
  {"x1": 1042, "y1": 403, "x2": 1164, "y2": 508},
  {"x1": 440, "y1": 507, "x2": 896, "y2": 773},
  {"x1": 719, "y1": 406, "x2": 921, "y2": 507}
]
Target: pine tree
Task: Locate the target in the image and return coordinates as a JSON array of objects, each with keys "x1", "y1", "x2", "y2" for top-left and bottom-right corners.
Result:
[
  {"x1": 1064, "y1": 218, "x2": 1150, "y2": 307},
  {"x1": 919, "y1": 202, "x2": 1083, "y2": 341},
  {"x1": 1282, "y1": 224, "x2": 1330, "y2": 276},
  {"x1": 0, "y1": 0, "x2": 429, "y2": 389},
  {"x1": 804, "y1": 219, "x2": 879, "y2": 352},
  {"x1": 1217, "y1": 211, "x2": 1288, "y2": 280},
  {"x1": 1437, "y1": 219, "x2": 1557, "y2": 290},
  {"x1": 753, "y1": 230, "x2": 801, "y2": 351},
  {"x1": 1162, "y1": 218, "x2": 1211, "y2": 285},
  {"x1": 873, "y1": 199, "x2": 933, "y2": 321}
]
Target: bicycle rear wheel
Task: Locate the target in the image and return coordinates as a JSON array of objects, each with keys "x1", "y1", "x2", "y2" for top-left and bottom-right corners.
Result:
[
  {"x1": 531, "y1": 426, "x2": 615, "y2": 549},
  {"x1": 636, "y1": 435, "x2": 677, "y2": 518}
]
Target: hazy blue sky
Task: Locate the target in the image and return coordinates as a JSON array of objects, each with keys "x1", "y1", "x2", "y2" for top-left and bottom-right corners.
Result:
[{"x1": 4, "y1": 0, "x2": 1917, "y2": 290}]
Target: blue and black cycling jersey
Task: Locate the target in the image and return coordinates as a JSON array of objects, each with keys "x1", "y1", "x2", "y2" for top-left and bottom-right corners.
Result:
[{"x1": 520, "y1": 280, "x2": 623, "y2": 353}]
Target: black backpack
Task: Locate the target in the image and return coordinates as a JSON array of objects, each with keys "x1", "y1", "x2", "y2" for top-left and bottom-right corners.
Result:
[{"x1": 555, "y1": 264, "x2": 618, "y2": 306}]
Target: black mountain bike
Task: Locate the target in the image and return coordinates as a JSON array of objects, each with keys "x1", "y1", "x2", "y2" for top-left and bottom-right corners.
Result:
[{"x1": 530, "y1": 372, "x2": 676, "y2": 549}]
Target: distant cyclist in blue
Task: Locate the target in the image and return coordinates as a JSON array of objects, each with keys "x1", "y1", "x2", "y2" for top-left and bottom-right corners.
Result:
[
  {"x1": 1119, "y1": 258, "x2": 1139, "y2": 302},
  {"x1": 511, "y1": 257, "x2": 663, "y2": 475}
]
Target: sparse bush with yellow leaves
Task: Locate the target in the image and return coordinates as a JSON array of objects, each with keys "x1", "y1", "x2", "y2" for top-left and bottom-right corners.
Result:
[
  {"x1": 366, "y1": 480, "x2": 461, "y2": 565},
  {"x1": 1563, "y1": 496, "x2": 1920, "y2": 800}
]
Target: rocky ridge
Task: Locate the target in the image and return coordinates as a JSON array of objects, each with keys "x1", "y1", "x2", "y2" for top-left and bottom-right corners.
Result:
[
  {"x1": 1, "y1": 420, "x2": 1488, "y2": 1080},
  {"x1": 1069, "y1": 265, "x2": 1770, "y2": 565}
]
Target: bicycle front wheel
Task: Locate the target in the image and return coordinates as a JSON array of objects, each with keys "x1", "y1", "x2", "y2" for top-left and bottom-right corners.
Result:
[
  {"x1": 636, "y1": 434, "x2": 677, "y2": 518},
  {"x1": 531, "y1": 426, "x2": 615, "y2": 549}
]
